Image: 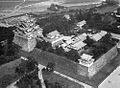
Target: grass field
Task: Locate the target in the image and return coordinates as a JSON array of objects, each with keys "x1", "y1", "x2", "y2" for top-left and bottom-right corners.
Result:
[
  {"x1": 0, "y1": 0, "x2": 48, "y2": 10},
  {"x1": 0, "y1": 2, "x2": 22, "y2": 10},
  {"x1": 0, "y1": 0, "x2": 103, "y2": 10},
  {"x1": 43, "y1": 72, "x2": 83, "y2": 88},
  {"x1": 0, "y1": 0, "x2": 103, "y2": 18},
  {"x1": 64, "y1": 0, "x2": 101, "y2": 4},
  {"x1": 0, "y1": 0, "x2": 49, "y2": 18},
  {"x1": 0, "y1": 59, "x2": 21, "y2": 88}
]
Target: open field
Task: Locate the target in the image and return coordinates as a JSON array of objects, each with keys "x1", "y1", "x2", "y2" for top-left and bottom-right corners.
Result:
[
  {"x1": 0, "y1": 0, "x2": 104, "y2": 19},
  {"x1": 0, "y1": 0, "x2": 48, "y2": 10},
  {"x1": 64, "y1": 0, "x2": 101, "y2": 4},
  {"x1": 0, "y1": 0, "x2": 103, "y2": 10},
  {"x1": 0, "y1": 59, "x2": 21, "y2": 88},
  {"x1": 62, "y1": 0, "x2": 103, "y2": 7},
  {"x1": 0, "y1": 2, "x2": 22, "y2": 10},
  {"x1": 43, "y1": 71, "x2": 84, "y2": 88},
  {"x1": 0, "y1": 0, "x2": 49, "y2": 19}
]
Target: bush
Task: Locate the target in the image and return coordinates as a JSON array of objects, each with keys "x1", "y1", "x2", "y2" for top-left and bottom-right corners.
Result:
[
  {"x1": 105, "y1": 0, "x2": 119, "y2": 5},
  {"x1": 46, "y1": 62, "x2": 56, "y2": 72}
]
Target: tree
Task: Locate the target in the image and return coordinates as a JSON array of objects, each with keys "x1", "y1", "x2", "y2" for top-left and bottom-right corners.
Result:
[
  {"x1": 102, "y1": 12, "x2": 116, "y2": 25},
  {"x1": 46, "y1": 62, "x2": 55, "y2": 72},
  {"x1": 25, "y1": 57, "x2": 38, "y2": 72},
  {"x1": 86, "y1": 12, "x2": 103, "y2": 28},
  {"x1": 65, "y1": 50, "x2": 80, "y2": 62},
  {"x1": 55, "y1": 46, "x2": 65, "y2": 56},
  {"x1": 36, "y1": 40, "x2": 52, "y2": 51},
  {"x1": 84, "y1": 36, "x2": 95, "y2": 47},
  {"x1": 47, "y1": 4, "x2": 65, "y2": 11},
  {"x1": 105, "y1": 0, "x2": 119, "y2": 5},
  {"x1": 41, "y1": 14, "x2": 76, "y2": 36},
  {"x1": 0, "y1": 26, "x2": 15, "y2": 56},
  {"x1": 74, "y1": 9, "x2": 85, "y2": 21},
  {"x1": 15, "y1": 74, "x2": 33, "y2": 88},
  {"x1": 15, "y1": 56, "x2": 38, "y2": 76},
  {"x1": 15, "y1": 61, "x2": 26, "y2": 76},
  {"x1": 117, "y1": 8, "x2": 120, "y2": 15}
]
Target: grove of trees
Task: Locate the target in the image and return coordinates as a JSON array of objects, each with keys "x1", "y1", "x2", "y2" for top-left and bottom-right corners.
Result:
[
  {"x1": 0, "y1": 26, "x2": 20, "y2": 66},
  {"x1": 36, "y1": 14, "x2": 77, "y2": 36}
]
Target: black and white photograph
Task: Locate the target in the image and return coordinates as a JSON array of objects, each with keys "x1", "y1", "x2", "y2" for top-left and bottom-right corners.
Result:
[{"x1": 0, "y1": 0, "x2": 120, "y2": 88}]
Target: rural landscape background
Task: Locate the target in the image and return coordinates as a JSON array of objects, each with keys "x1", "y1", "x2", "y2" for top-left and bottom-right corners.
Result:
[{"x1": 0, "y1": 0, "x2": 102, "y2": 10}]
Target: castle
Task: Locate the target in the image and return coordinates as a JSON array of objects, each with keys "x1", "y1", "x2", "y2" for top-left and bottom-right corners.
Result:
[{"x1": 13, "y1": 15, "x2": 41, "y2": 52}]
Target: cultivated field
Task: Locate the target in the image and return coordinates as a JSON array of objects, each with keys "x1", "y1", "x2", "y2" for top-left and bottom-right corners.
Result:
[
  {"x1": 0, "y1": 0, "x2": 103, "y2": 10},
  {"x1": 0, "y1": 0, "x2": 49, "y2": 18},
  {"x1": 0, "y1": 0, "x2": 48, "y2": 10},
  {"x1": 64, "y1": 0, "x2": 101, "y2": 4},
  {"x1": 62, "y1": 0, "x2": 103, "y2": 7},
  {"x1": 0, "y1": 2, "x2": 22, "y2": 10}
]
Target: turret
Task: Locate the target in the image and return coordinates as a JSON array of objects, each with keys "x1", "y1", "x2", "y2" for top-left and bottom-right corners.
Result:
[{"x1": 13, "y1": 15, "x2": 38, "y2": 52}]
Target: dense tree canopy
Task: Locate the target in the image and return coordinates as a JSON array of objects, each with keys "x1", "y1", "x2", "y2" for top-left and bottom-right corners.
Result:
[
  {"x1": 105, "y1": 0, "x2": 119, "y2": 5},
  {"x1": 0, "y1": 26, "x2": 15, "y2": 56},
  {"x1": 0, "y1": 26, "x2": 20, "y2": 65},
  {"x1": 36, "y1": 14, "x2": 76, "y2": 36},
  {"x1": 15, "y1": 56, "x2": 38, "y2": 76},
  {"x1": 65, "y1": 49, "x2": 79, "y2": 62},
  {"x1": 0, "y1": 26, "x2": 15, "y2": 43}
]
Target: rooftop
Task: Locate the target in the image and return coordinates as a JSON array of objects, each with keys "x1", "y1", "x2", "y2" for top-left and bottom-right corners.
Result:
[
  {"x1": 92, "y1": 33, "x2": 102, "y2": 41},
  {"x1": 81, "y1": 53, "x2": 93, "y2": 61},
  {"x1": 77, "y1": 20, "x2": 86, "y2": 26},
  {"x1": 71, "y1": 41, "x2": 87, "y2": 50},
  {"x1": 47, "y1": 30, "x2": 60, "y2": 39},
  {"x1": 77, "y1": 33, "x2": 87, "y2": 41},
  {"x1": 13, "y1": 16, "x2": 41, "y2": 39},
  {"x1": 79, "y1": 53, "x2": 94, "y2": 67},
  {"x1": 99, "y1": 31, "x2": 107, "y2": 37}
]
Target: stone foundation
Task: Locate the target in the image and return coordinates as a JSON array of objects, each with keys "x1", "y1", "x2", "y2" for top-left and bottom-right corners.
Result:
[
  {"x1": 77, "y1": 46, "x2": 118, "y2": 78},
  {"x1": 13, "y1": 34, "x2": 36, "y2": 52}
]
